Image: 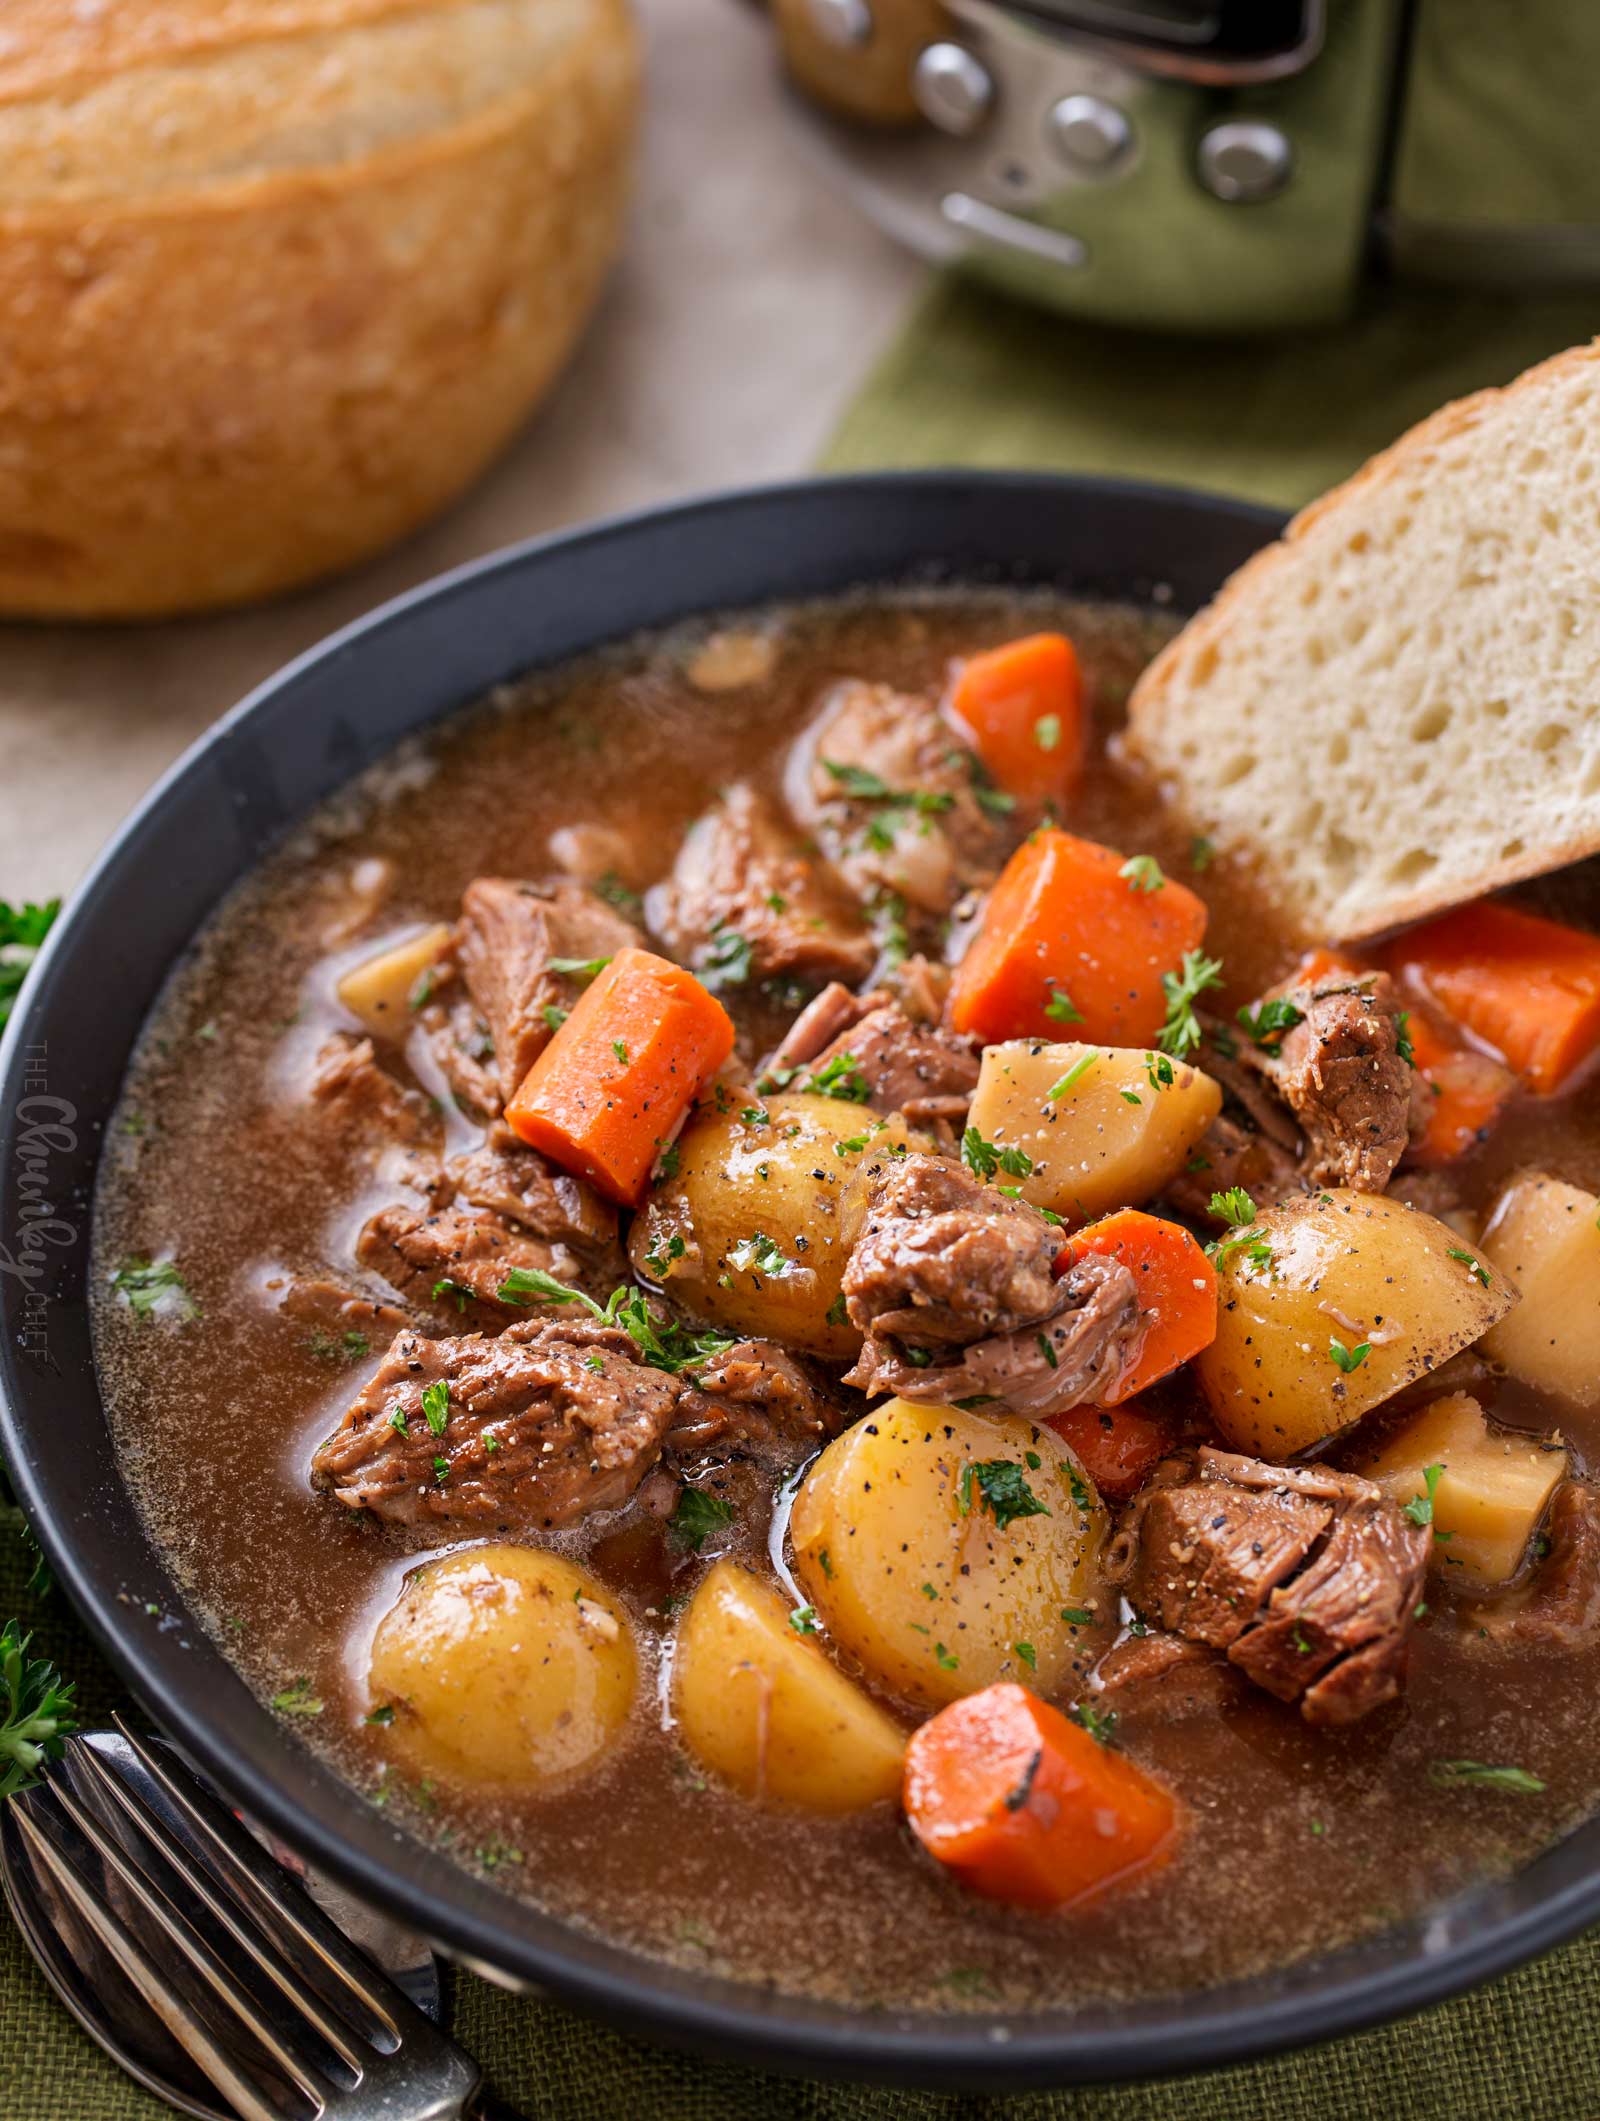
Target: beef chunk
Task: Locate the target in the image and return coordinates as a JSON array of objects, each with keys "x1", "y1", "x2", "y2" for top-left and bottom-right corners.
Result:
[
  {"x1": 1244, "y1": 971, "x2": 1417, "y2": 1192},
  {"x1": 356, "y1": 1205, "x2": 599, "y2": 1334},
  {"x1": 1470, "y1": 1482, "x2": 1600, "y2": 1651},
  {"x1": 275, "y1": 1279, "x2": 407, "y2": 1352},
  {"x1": 668, "y1": 1340, "x2": 846, "y2": 1472},
  {"x1": 647, "y1": 785, "x2": 874, "y2": 989},
  {"x1": 447, "y1": 1122, "x2": 621, "y2": 1258},
  {"x1": 311, "y1": 1319, "x2": 681, "y2": 1531},
  {"x1": 790, "y1": 680, "x2": 1022, "y2": 915},
  {"x1": 420, "y1": 979, "x2": 503, "y2": 1122},
  {"x1": 765, "y1": 984, "x2": 979, "y2": 1122},
  {"x1": 1092, "y1": 1631, "x2": 1248, "y2": 1723},
  {"x1": 841, "y1": 1153, "x2": 1142, "y2": 1413},
  {"x1": 1105, "y1": 1446, "x2": 1427, "y2": 1725},
  {"x1": 457, "y1": 877, "x2": 639, "y2": 1104},
  {"x1": 310, "y1": 1035, "x2": 439, "y2": 1155}
]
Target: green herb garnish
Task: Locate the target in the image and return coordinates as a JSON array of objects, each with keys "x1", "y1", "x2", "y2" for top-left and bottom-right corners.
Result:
[
  {"x1": 0, "y1": 1622, "x2": 76, "y2": 1797},
  {"x1": 669, "y1": 1488, "x2": 735, "y2": 1552},
  {"x1": 1156, "y1": 949, "x2": 1225, "y2": 1059}
]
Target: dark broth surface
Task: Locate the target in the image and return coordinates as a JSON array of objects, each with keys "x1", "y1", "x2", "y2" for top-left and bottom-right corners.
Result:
[{"x1": 92, "y1": 588, "x2": 1600, "y2": 2013}]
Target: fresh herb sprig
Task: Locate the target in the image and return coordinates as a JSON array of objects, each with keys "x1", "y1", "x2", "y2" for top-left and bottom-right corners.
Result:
[
  {"x1": 0, "y1": 1621, "x2": 76, "y2": 1798},
  {"x1": 0, "y1": 899, "x2": 60, "y2": 1031}
]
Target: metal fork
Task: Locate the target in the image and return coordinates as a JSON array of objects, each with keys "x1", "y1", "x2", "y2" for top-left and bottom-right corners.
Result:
[{"x1": 8, "y1": 1714, "x2": 494, "y2": 2120}]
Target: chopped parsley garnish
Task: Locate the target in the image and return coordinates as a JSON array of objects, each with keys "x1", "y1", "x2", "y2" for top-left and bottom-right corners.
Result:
[
  {"x1": 595, "y1": 870, "x2": 642, "y2": 915},
  {"x1": 1428, "y1": 1760, "x2": 1545, "y2": 1795},
  {"x1": 308, "y1": 1327, "x2": 372, "y2": 1364},
  {"x1": 999, "y1": 1184, "x2": 1061, "y2": 1225},
  {"x1": 700, "y1": 926, "x2": 753, "y2": 990},
  {"x1": 387, "y1": 1404, "x2": 409, "y2": 1438},
  {"x1": 961, "y1": 1125, "x2": 1034, "y2": 1182},
  {"x1": 833, "y1": 1134, "x2": 869, "y2": 1158},
  {"x1": 1060, "y1": 1608, "x2": 1094, "y2": 1627},
  {"x1": 1237, "y1": 997, "x2": 1304, "y2": 1048},
  {"x1": 1328, "y1": 1336, "x2": 1371, "y2": 1374},
  {"x1": 1119, "y1": 1089, "x2": 1142, "y2": 1106},
  {"x1": 1044, "y1": 982, "x2": 1083, "y2": 1025},
  {"x1": 1395, "y1": 1011, "x2": 1416, "y2": 1068},
  {"x1": 1036, "y1": 1332, "x2": 1058, "y2": 1370},
  {"x1": 1404, "y1": 1462, "x2": 1444, "y2": 1528},
  {"x1": 541, "y1": 1002, "x2": 569, "y2": 1033},
  {"x1": 421, "y1": 1381, "x2": 450, "y2": 1435},
  {"x1": 546, "y1": 954, "x2": 612, "y2": 980},
  {"x1": 728, "y1": 1231, "x2": 791, "y2": 1278},
  {"x1": 1013, "y1": 1641, "x2": 1037, "y2": 1671},
  {"x1": 654, "y1": 1141, "x2": 681, "y2": 1182},
  {"x1": 0, "y1": 1622, "x2": 76, "y2": 1798},
  {"x1": 1119, "y1": 854, "x2": 1165, "y2": 893},
  {"x1": 271, "y1": 1678, "x2": 324, "y2": 1719},
  {"x1": 974, "y1": 784, "x2": 1016, "y2": 820},
  {"x1": 643, "y1": 1234, "x2": 687, "y2": 1278},
  {"x1": 1156, "y1": 949, "x2": 1224, "y2": 1059},
  {"x1": 432, "y1": 1456, "x2": 450, "y2": 1485},
  {"x1": 669, "y1": 1487, "x2": 736, "y2": 1552},
  {"x1": 611, "y1": 1039, "x2": 630, "y2": 1066},
  {"x1": 111, "y1": 1256, "x2": 199, "y2": 1324},
  {"x1": 826, "y1": 1292, "x2": 849, "y2": 1328},
  {"x1": 959, "y1": 1459, "x2": 1051, "y2": 1532},
  {"x1": 741, "y1": 1105, "x2": 771, "y2": 1128},
  {"x1": 1189, "y1": 836, "x2": 1215, "y2": 872},
  {"x1": 822, "y1": 759, "x2": 894, "y2": 800},
  {"x1": 1447, "y1": 1247, "x2": 1491, "y2": 1288},
  {"x1": 802, "y1": 1049, "x2": 873, "y2": 1103},
  {"x1": 365, "y1": 1704, "x2": 395, "y2": 1726},
  {"x1": 0, "y1": 898, "x2": 60, "y2": 1030},
  {"x1": 1034, "y1": 713, "x2": 1061, "y2": 751},
  {"x1": 501, "y1": 1274, "x2": 736, "y2": 1375},
  {"x1": 432, "y1": 1277, "x2": 472, "y2": 1314},
  {"x1": 1069, "y1": 1700, "x2": 1117, "y2": 1747},
  {"x1": 1145, "y1": 1054, "x2": 1176, "y2": 1090},
  {"x1": 1046, "y1": 1050, "x2": 1099, "y2": 1101},
  {"x1": 934, "y1": 1643, "x2": 959, "y2": 1671},
  {"x1": 788, "y1": 1605, "x2": 819, "y2": 1635},
  {"x1": 1208, "y1": 1187, "x2": 1257, "y2": 1228}
]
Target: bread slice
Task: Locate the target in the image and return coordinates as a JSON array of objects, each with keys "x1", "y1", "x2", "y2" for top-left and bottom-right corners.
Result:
[{"x1": 1125, "y1": 341, "x2": 1600, "y2": 943}]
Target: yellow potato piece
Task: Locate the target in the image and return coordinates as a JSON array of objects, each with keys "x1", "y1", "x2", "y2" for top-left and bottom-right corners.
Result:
[
  {"x1": 368, "y1": 1544, "x2": 636, "y2": 1791},
  {"x1": 1353, "y1": 1393, "x2": 1567, "y2": 1590},
  {"x1": 1196, "y1": 1189, "x2": 1517, "y2": 1459},
  {"x1": 789, "y1": 1399, "x2": 1105, "y2": 1709},
  {"x1": 1479, "y1": 1171, "x2": 1600, "y2": 1410},
  {"x1": 966, "y1": 1040, "x2": 1220, "y2": 1226},
  {"x1": 674, "y1": 1562, "x2": 904, "y2": 1812},
  {"x1": 627, "y1": 1092, "x2": 922, "y2": 1357},
  {"x1": 336, "y1": 922, "x2": 453, "y2": 1040}
]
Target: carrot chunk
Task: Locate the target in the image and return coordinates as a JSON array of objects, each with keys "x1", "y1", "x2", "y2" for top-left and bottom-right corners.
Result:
[
  {"x1": 1379, "y1": 900, "x2": 1600, "y2": 1096},
  {"x1": 1062, "y1": 1208, "x2": 1217, "y2": 1403},
  {"x1": 948, "y1": 828, "x2": 1208, "y2": 1048},
  {"x1": 505, "y1": 947, "x2": 735, "y2": 1205},
  {"x1": 1043, "y1": 1395, "x2": 1183, "y2": 1504},
  {"x1": 1402, "y1": 1006, "x2": 1516, "y2": 1164},
  {"x1": 903, "y1": 1682, "x2": 1178, "y2": 1910},
  {"x1": 947, "y1": 633, "x2": 1086, "y2": 805}
]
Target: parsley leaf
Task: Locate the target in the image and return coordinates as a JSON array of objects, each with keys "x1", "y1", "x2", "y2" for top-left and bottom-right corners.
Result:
[
  {"x1": 1208, "y1": 1187, "x2": 1258, "y2": 1228},
  {"x1": 1046, "y1": 1050, "x2": 1099, "y2": 1101},
  {"x1": 700, "y1": 926, "x2": 753, "y2": 990},
  {"x1": 546, "y1": 954, "x2": 612, "y2": 980},
  {"x1": 1156, "y1": 950, "x2": 1225, "y2": 1058},
  {"x1": 1428, "y1": 1759, "x2": 1545, "y2": 1796},
  {"x1": 801, "y1": 1050, "x2": 873, "y2": 1103},
  {"x1": 728, "y1": 1231, "x2": 792, "y2": 1278},
  {"x1": 669, "y1": 1488, "x2": 735, "y2": 1552},
  {"x1": 1119, "y1": 855, "x2": 1165, "y2": 893},
  {"x1": 111, "y1": 1256, "x2": 199, "y2": 1324},
  {"x1": 270, "y1": 1677, "x2": 324, "y2": 1719},
  {"x1": 421, "y1": 1381, "x2": 450, "y2": 1436},
  {"x1": 1329, "y1": 1336, "x2": 1371, "y2": 1374},
  {"x1": 1044, "y1": 982, "x2": 1083, "y2": 1025},
  {"x1": 1395, "y1": 1010, "x2": 1416, "y2": 1068},
  {"x1": 1034, "y1": 714, "x2": 1061, "y2": 752},
  {"x1": 1447, "y1": 1246, "x2": 1491, "y2": 1289},
  {"x1": 1404, "y1": 1462, "x2": 1444, "y2": 1527},
  {"x1": 961, "y1": 1125, "x2": 1034, "y2": 1182},
  {"x1": 1069, "y1": 1700, "x2": 1117, "y2": 1747},
  {"x1": 1237, "y1": 997, "x2": 1304, "y2": 1048},
  {"x1": 0, "y1": 1622, "x2": 76, "y2": 1797},
  {"x1": 0, "y1": 898, "x2": 60, "y2": 1031},
  {"x1": 960, "y1": 1459, "x2": 1051, "y2": 1532},
  {"x1": 1189, "y1": 836, "x2": 1215, "y2": 872}
]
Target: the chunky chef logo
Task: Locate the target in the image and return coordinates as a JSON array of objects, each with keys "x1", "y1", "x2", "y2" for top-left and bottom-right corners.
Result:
[{"x1": 3, "y1": 1048, "x2": 78, "y2": 1370}]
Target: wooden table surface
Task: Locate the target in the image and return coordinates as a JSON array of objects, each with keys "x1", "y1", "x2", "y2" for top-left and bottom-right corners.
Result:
[{"x1": 0, "y1": 0, "x2": 919, "y2": 904}]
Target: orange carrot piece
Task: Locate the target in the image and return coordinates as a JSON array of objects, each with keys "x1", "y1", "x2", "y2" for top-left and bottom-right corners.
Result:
[
  {"x1": 948, "y1": 828, "x2": 1208, "y2": 1048},
  {"x1": 1269, "y1": 945, "x2": 1364, "y2": 996},
  {"x1": 505, "y1": 947, "x2": 735, "y2": 1205},
  {"x1": 947, "y1": 633, "x2": 1086, "y2": 806},
  {"x1": 1403, "y1": 1006, "x2": 1516, "y2": 1164},
  {"x1": 1044, "y1": 1395, "x2": 1184, "y2": 1504},
  {"x1": 1379, "y1": 900, "x2": 1600, "y2": 1095},
  {"x1": 903, "y1": 1682, "x2": 1178, "y2": 1910},
  {"x1": 1062, "y1": 1208, "x2": 1217, "y2": 1403}
]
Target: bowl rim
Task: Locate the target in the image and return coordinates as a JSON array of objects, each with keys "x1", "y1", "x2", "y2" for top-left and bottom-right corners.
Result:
[{"x1": 5, "y1": 468, "x2": 1599, "y2": 2090}]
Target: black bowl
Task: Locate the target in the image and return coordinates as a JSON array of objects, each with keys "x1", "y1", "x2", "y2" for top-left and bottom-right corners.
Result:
[{"x1": 5, "y1": 473, "x2": 1597, "y2": 2090}]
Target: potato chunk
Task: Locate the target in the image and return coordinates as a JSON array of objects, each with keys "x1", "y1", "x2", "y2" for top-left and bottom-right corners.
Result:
[
  {"x1": 1479, "y1": 1172, "x2": 1600, "y2": 1410},
  {"x1": 1196, "y1": 1189, "x2": 1517, "y2": 1459},
  {"x1": 627, "y1": 1092, "x2": 922, "y2": 1357},
  {"x1": 367, "y1": 1545, "x2": 636, "y2": 1790},
  {"x1": 674, "y1": 1562, "x2": 904, "y2": 1812},
  {"x1": 789, "y1": 1399, "x2": 1106, "y2": 1709},
  {"x1": 336, "y1": 923, "x2": 454, "y2": 1040},
  {"x1": 966, "y1": 1040, "x2": 1220, "y2": 1226},
  {"x1": 1352, "y1": 1393, "x2": 1567, "y2": 1590}
]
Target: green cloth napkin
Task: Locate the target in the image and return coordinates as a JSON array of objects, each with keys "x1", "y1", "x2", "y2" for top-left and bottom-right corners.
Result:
[{"x1": 8, "y1": 275, "x2": 1600, "y2": 2118}]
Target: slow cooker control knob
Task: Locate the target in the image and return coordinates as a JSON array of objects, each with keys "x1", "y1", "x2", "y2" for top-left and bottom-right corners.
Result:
[
  {"x1": 911, "y1": 42, "x2": 994, "y2": 136},
  {"x1": 1196, "y1": 120, "x2": 1293, "y2": 203},
  {"x1": 1047, "y1": 93, "x2": 1134, "y2": 175}
]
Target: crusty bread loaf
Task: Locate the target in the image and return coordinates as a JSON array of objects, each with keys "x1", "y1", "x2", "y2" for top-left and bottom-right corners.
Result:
[
  {"x1": 1125, "y1": 341, "x2": 1600, "y2": 943},
  {"x1": 0, "y1": 0, "x2": 639, "y2": 617}
]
